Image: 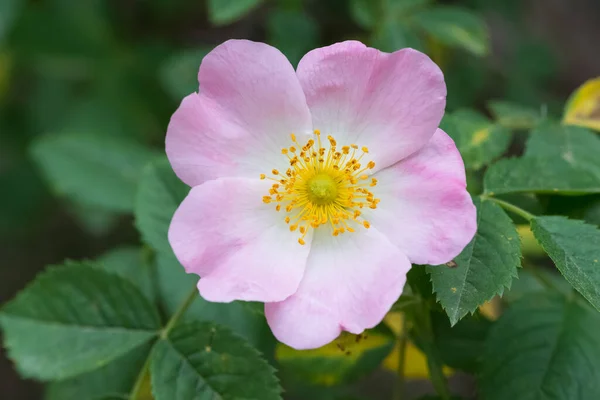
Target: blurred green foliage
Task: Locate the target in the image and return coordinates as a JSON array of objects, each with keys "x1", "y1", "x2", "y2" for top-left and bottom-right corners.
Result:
[
  {"x1": 0, "y1": 0, "x2": 562, "y2": 238},
  {"x1": 3, "y1": 0, "x2": 595, "y2": 399}
]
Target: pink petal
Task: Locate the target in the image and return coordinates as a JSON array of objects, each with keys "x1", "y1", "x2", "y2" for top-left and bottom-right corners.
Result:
[
  {"x1": 365, "y1": 129, "x2": 477, "y2": 266},
  {"x1": 168, "y1": 178, "x2": 311, "y2": 303},
  {"x1": 296, "y1": 41, "x2": 446, "y2": 171},
  {"x1": 265, "y1": 228, "x2": 410, "y2": 350},
  {"x1": 166, "y1": 40, "x2": 313, "y2": 186}
]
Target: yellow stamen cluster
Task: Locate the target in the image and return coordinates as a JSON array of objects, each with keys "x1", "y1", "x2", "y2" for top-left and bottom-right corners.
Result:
[{"x1": 261, "y1": 130, "x2": 380, "y2": 245}]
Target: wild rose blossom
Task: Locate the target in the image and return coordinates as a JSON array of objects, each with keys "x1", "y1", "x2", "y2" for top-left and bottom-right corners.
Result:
[{"x1": 166, "y1": 40, "x2": 477, "y2": 349}]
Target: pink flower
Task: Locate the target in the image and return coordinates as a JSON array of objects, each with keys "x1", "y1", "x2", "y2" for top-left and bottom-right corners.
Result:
[{"x1": 166, "y1": 40, "x2": 476, "y2": 349}]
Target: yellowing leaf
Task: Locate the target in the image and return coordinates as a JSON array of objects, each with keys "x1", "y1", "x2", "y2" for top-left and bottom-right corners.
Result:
[
  {"x1": 442, "y1": 109, "x2": 512, "y2": 170},
  {"x1": 384, "y1": 341, "x2": 444, "y2": 378},
  {"x1": 275, "y1": 329, "x2": 395, "y2": 386},
  {"x1": 517, "y1": 224, "x2": 546, "y2": 257},
  {"x1": 138, "y1": 370, "x2": 154, "y2": 400},
  {"x1": 471, "y1": 128, "x2": 489, "y2": 146},
  {"x1": 383, "y1": 313, "x2": 453, "y2": 378},
  {"x1": 564, "y1": 77, "x2": 600, "y2": 131},
  {"x1": 478, "y1": 298, "x2": 501, "y2": 321},
  {"x1": 487, "y1": 100, "x2": 541, "y2": 130}
]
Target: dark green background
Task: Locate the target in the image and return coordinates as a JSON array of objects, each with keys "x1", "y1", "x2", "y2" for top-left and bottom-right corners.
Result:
[{"x1": 1, "y1": 0, "x2": 599, "y2": 398}]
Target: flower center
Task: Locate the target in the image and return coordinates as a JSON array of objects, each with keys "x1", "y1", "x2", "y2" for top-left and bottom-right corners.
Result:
[
  {"x1": 261, "y1": 130, "x2": 380, "y2": 245},
  {"x1": 307, "y1": 173, "x2": 338, "y2": 205}
]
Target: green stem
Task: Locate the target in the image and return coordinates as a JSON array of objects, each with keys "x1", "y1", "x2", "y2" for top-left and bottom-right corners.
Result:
[
  {"x1": 422, "y1": 317, "x2": 451, "y2": 400},
  {"x1": 392, "y1": 313, "x2": 408, "y2": 400},
  {"x1": 160, "y1": 286, "x2": 198, "y2": 339},
  {"x1": 128, "y1": 286, "x2": 198, "y2": 400},
  {"x1": 391, "y1": 298, "x2": 422, "y2": 312},
  {"x1": 426, "y1": 352, "x2": 451, "y2": 399},
  {"x1": 528, "y1": 265, "x2": 561, "y2": 293},
  {"x1": 128, "y1": 353, "x2": 152, "y2": 400},
  {"x1": 411, "y1": 304, "x2": 451, "y2": 400},
  {"x1": 483, "y1": 196, "x2": 535, "y2": 221}
]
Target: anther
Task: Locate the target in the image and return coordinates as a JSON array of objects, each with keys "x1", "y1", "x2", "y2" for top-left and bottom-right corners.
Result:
[{"x1": 261, "y1": 131, "x2": 380, "y2": 245}]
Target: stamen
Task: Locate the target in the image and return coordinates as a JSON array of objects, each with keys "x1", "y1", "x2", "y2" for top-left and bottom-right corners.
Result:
[{"x1": 260, "y1": 130, "x2": 380, "y2": 244}]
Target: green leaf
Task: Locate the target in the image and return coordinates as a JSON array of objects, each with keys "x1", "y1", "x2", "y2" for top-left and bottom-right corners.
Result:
[
  {"x1": 349, "y1": 0, "x2": 378, "y2": 29},
  {"x1": 407, "y1": 306, "x2": 451, "y2": 398},
  {"x1": 155, "y1": 254, "x2": 273, "y2": 351},
  {"x1": 97, "y1": 246, "x2": 155, "y2": 302},
  {"x1": 0, "y1": 262, "x2": 160, "y2": 380},
  {"x1": 484, "y1": 157, "x2": 600, "y2": 195},
  {"x1": 431, "y1": 312, "x2": 490, "y2": 373},
  {"x1": 441, "y1": 109, "x2": 512, "y2": 170},
  {"x1": 390, "y1": 294, "x2": 421, "y2": 312},
  {"x1": 0, "y1": 0, "x2": 22, "y2": 42},
  {"x1": 207, "y1": 0, "x2": 264, "y2": 25},
  {"x1": 69, "y1": 203, "x2": 119, "y2": 236},
  {"x1": 135, "y1": 158, "x2": 189, "y2": 256},
  {"x1": 30, "y1": 133, "x2": 159, "y2": 212},
  {"x1": 525, "y1": 123, "x2": 600, "y2": 164},
  {"x1": 531, "y1": 216, "x2": 600, "y2": 312},
  {"x1": 583, "y1": 198, "x2": 600, "y2": 226},
  {"x1": 133, "y1": 158, "x2": 271, "y2": 349},
  {"x1": 487, "y1": 100, "x2": 541, "y2": 130},
  {"x1": 387, "y1": 0, "x2": 432, "y2": 14},
  {"x1": 412, "y1": 6, "x2": 489, "y2": 56},
  {"x1": 503, "y1": 268, "x2": 571, "y2": 304},
  {"x1": 46, "y1": 343, "x2": 151, "y2": 400},
  {"x1": 484, "y1": 123, "x2": 600, "y2": 195},
  {"x1": 275, "y1": 328, "x2": 394, "y2": 386},
  {"x1": 406, "y1": 264, "x2": 436, "y2": 301},
  {"x1": 159, "y1": 49, "x2": 210, "y2": 101},
  {"x1": 427, "y1": 198, "x2": 521, "y2": 325},
  {"x1": 480, "y1": 292, "x2": 600, "y2": 400},
  {"x1": 371, "y1": 22, "x2": 424, "y2": 53},
  {"x1": 350, "y1": 0, "x2": 430, "y2": 29},
  {"x1": 444, "y1": 53, "x2": 487, "y2": 110},
  {"x1": 151, "y1": 322, "x2": 281, "y2": 400},
  {"x1": 267, "y1": 10, "x2": 319, "y2": 66}
]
